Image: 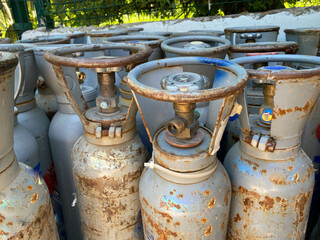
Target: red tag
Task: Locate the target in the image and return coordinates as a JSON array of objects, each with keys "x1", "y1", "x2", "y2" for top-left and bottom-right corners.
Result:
[{"x1": 43, "y1": 163, "x2": 58, "y2": 194}]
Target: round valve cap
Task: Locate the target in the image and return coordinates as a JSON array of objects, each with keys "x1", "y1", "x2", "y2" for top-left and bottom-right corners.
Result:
[
  {"x1": 183, "y1": 41, "x2": 211, "y2": 49},
  {"x1": 161, "y1": 72, "x2": 210, "y2": 92}
]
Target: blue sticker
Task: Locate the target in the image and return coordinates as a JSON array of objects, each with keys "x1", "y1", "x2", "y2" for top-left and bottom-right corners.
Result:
[
  {"x1": 33, "y1": 162, "x2": 42, "y2": 175},
  {"x1": 260, "y1": 109, "x2": 273, "y2": 124},
  {"x1": 229, "y1": 114, "x2": 239, "y2": 122},
  {"x1": 263, "y1": 66, "x2": 287, "y2": 70}
]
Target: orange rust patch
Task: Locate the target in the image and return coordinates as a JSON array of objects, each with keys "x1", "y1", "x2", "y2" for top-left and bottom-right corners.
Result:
[
  {"x1": 169, "y1": 189, "x2": 176, "y2": 196},
  {"x1": 208, "y1": 197, "x2": 216, "y2": 208},
  {"x1": 26, "y1": 185, "x2": 33, "y2": 191},
  {"x1": 30, "y1": 193, "x2": 38, "y2": 204},
  {"x1": 243, "y1": 198, "x2": 254, "y2": 209},
  {"x1": 270, "y1": 176, "x2": 287, "y2": 185},
  {"x1": 224, "y1": 190, "x2": 230, "y2": 206},
  {"x1": 160, "y1": 199, "x2": 182, "y2": 211},
  {"x1": 201, "y1": 218, "x2": 208, "y2": 224},
  {"x1": 0, "y1": 214, "x2": 5, "y2": 223},
  {"x1": 0, "y1": 230, "x2": 9, "y2": 236},
  {"x1": 205, "y1": 226, "x2": 213, "y2": 237},
  {"x1": 276, "y1": 197, "x2": 281, "y2": 202},
  {"x1": 153, "y1": 208, "x2": 173, "y2": 222},
  {"x1": 234, "y1": 213, "x2": 241, "y2": 222},
  {"x1": 142, "y1": 197, "x2": 150, "y2": 208},
  {"x1": 143, "y1": 210, "x2": 178, "y2": 239},
  {"x1": 259, "y1": 196, "x2": 274, "y2": 210},
  {"x1": 237, "y1": 186, "x2": 260, "y2": 199},
  {"x1": 240, "y1": 156, "x2": 259, "y2": 169},
  {"x1": 287, "y1": 166, "x2": 293, "y2": 171},
  {"x1": 260, "y1": 169, "x2": 267, "y2": 174},
  {"x1": 204, "y1": 190, "x2": 211, "y2": 196},
  {"x1": 6, "y1": 222, "x2": 13, "y2": 226},
  {"x1": 221, "y1": 221, "x2": 225, "y2": 230},
  {"x1": 177, "y1": 194, "x2": 183, "y2": 199},
  {"x1": 174, "y1": 222, "x2": 180, "y2": 226},
  {"x1": 293, "y1": 190, "x2": 312, "y2": 225}
]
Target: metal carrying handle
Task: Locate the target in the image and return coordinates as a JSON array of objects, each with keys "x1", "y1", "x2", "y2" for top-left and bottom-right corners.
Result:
[
  {"x1": 103, "y1": 35, "x2": 167, "y2": 48},
  {"x1": 127, "y1": 57, "x2": 248, "y2": 103},
  {"x1": 14, "y1": 51, "x2": 25, "y2": 102},
  {"x1": 231, "y1": 54, "x2": 320, "y2": 80},
  {"x1": 229, "y1": 41, "x2": 299, "y2": 54},
  {"x1": 127, "y1": 57, "x2": 248, "y2": 153},
  {"x1": 161, "y1": 36, "x2": 231, "y2": 56},
  {"x1": 44, "y1": 43, "x2": 152, "y2": 127}
]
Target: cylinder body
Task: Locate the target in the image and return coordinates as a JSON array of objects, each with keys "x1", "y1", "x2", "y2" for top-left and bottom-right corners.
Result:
[
  {"x1": 72, "y1": 132, "x2": 146, "y2": 239},
  {"x1": 17, "y1": 99, "x2": 52, "y2": 176},
  {"x1": 0, "y1": 51, "x2": 58, "y2": 239},
  {"x1": 224, "y1": 141, "x2": 314, "y2": 239},
  {"x1": 49, "y1": 109, "x2": 83, "y2": 240},
  {"x1": 0, "y1": 163, "x2": 59, "y2": 239},
  {"x1": 140, "y1": 160, "x2": 231, "y2": 239},
  {"x1": 14, "y1": 121, "x2": 40, "y2": 169}
]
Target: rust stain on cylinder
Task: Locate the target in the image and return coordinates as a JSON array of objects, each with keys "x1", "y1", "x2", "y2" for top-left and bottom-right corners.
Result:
[
  {"x1": 201, "y1": 218, "x2": 208, "y2": 224},
  {"x1": 234, "y1": 213, "x2": 241, "y2": 223},
  {"x1": 204, "y1": 190, "x2": 211, "y2": 196},
  {"x1": 26, "y1": 185, "x2": 33, "y2": 191},
  {"x1": 0, "y1": 213, "x2": 5, "y2": 223},
  {"x1": 208, "y1": 197, "x2": 216, "y2": 208},
  {"x1": 8, "y1": 201, "x2": 57, "y2": 239},
  {"x1": 30, "y1": 193, "x2": 38, "y2": 204},
  {"x1": 205, "y1": 225, "x2": 213, "y2": 237},
  {"x1": 293, "y1": 190, "x2": 312, "y2": 225}
]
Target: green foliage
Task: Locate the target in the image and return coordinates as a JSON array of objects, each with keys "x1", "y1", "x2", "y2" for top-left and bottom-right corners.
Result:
[
  {"x1": 1, "y1": 0, "x2": 320, "y2": 38},
  {"x1": 284, "y1": 0, "x2": 320, "y2": 7}
]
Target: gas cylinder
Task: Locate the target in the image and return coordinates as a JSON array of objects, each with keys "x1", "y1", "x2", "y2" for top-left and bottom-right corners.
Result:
[
  {"x1": 294, "y1": 27, "x2": 320, "y2": 237},
  {"x1": 127, "y1": 57, "x2": 248, "y2": 239},
  {"x1": 161, "y1": 35, "x2": 231, "y2": 125},
  {"x1": 224, "y1": 25, "x2": 280, "y2": 45},
  {"x1": 171, "y1": 30, "x2": 224, "y2": 38},
  {"x1": 18, "y1": 35, "x2": 71, "y2": 45},
  {"x1": 223, "y1": 54, "x2": 320, "y2": 239},
  {"x1": 220, "y1": 42, "x2": 299, "y2": 161},
  {"x1": 45, "y1": 42, "x2": 152, "y2": 239},
  {"x1": 105, "y1": 35, "x2": 167, "y2": 60},
  {"x1": 105, "y1": 34, "x2": 167, "y2": 153},
  {"x1": 18, "y1": 35, "x2": 71, "y2": 118},
  {"x1": 284, "y1": 29, "x2": 297, "y2": 42},
  {"x1": 15, "y1": 46, "x2": 53, "y2": 179},
  {"x1": 295, "y1": 28, "x2": 320, "y2": 57},
  {"x1": 0, "y1": 51, "x2": 58, "y2": 239},
  {"x1": 87, "y1": 29, "x2": 128, "y2": 44},
  {"x1": 129, "y1": 31, "x2": 172, "y2": 37},
  {"x1": 228, "y1": 41, "x2": 298, "y2": 59},
  {"x1": 14, "y1": 107, "x2": 40, "y2": 169},
  {"x1": 34, "y1": 44, "x2": 97, "y2": 240}
]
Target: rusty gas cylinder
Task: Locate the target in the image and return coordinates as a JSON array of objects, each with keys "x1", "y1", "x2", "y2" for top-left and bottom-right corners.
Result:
[
  {"x1": 127, "y1": 57, "x2": 248, "y2": 239},
  {"x1": 0, "y1": 51, "x2": 58, "y2": 239},
  {"x1": 45, "y1": 43, "x2": 152, "y2": 240},
  {"x1": 224, "y1": 54, "x2": 320, "y2": 239},
  {"x1": 224, "y1": 25, "x2": 280, "y2": 45},
  {"x1": 219, "y1": 42, "x2": 299, "y2": 161}
]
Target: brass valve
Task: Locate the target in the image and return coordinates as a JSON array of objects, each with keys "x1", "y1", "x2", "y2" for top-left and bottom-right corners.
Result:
[
  {"x1": 259, "y1": 84, "x2": 275, "y2": 125},
  {"x1": 161, "y1": 72, "x2": 208, "y2": 140},
  {"x1": 166, "y1": 103, "x2": 200, "y2": 139}
]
